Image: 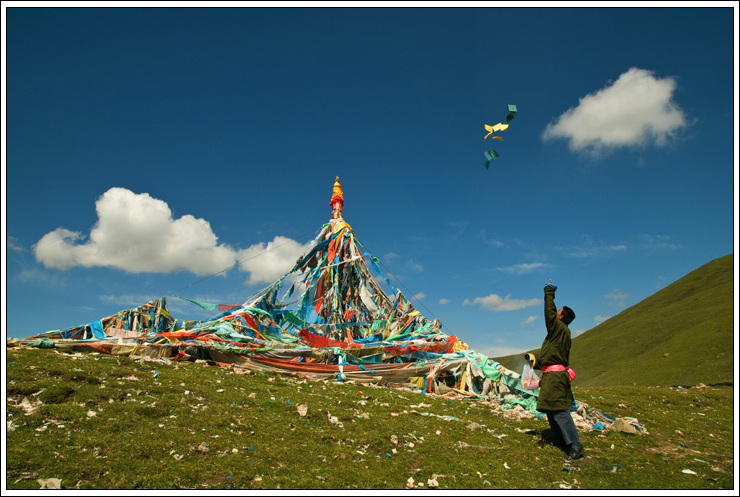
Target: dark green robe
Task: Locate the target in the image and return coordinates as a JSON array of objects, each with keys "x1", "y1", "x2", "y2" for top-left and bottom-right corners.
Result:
[{"x1": 534, "y1": 286, "x2": 573, "y2": 412}]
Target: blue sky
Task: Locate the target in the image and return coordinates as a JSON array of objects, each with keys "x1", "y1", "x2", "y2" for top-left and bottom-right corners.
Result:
[{"x1": 3, "y1": 4, "x2": 738, "y2": 358}]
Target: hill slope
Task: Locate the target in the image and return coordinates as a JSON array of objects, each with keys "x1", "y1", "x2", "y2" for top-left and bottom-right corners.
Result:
[{"x1": 496, "y1": 254, "x2": 735, "y2": 387}]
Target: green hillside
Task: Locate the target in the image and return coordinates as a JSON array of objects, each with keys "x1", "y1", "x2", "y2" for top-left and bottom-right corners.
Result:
[{"x1": 496, "y1": 254, "x2": 735, "y2": 387}]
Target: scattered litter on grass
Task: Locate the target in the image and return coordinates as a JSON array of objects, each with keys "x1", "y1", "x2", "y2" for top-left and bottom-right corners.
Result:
[
  {"x1": 19, "y1": 397, "x2": 43, "y2": 416},
  {"x1": 327, "y1": 412, "x2": 344, "y2": 428},
  {"x1": 37, "y1": 478, "x2": 62, "y2": 489},
  {"x1": 558, "y1": 479, "x2": 572, "y2": 489},
  {"x1": 682, "y1": 469, "x2": 698, "y2": 476},
  {"x1": 454, "y1": 441, "x2": 500, "y2": 450},
  {"x1": 193, "y1": 442, "x2": 209, "y2": 453}
]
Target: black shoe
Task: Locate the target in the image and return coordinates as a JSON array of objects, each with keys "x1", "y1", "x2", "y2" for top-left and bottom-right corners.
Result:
[{"x1": 567, "y1": 442, "x2": 584, "y2": 460}]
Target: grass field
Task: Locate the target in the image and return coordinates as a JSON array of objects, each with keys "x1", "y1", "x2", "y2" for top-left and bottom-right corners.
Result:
[{"x1": 5, "y1": 346, "x2": 735, "y2": 490}]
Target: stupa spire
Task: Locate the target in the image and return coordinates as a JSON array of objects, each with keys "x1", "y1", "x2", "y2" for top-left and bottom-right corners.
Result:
[{"x1": 330, "y1": 176, "x2": 344, "y2": 219}]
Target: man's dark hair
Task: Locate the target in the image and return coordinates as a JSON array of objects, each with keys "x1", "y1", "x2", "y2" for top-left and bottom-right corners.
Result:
[{"x1": 561, "y1": 306, "x2": 575, "y2": 325}]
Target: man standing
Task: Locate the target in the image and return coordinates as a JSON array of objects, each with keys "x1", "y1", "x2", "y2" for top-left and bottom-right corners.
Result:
[{"x1": 525, "y1": 280, "x2": 583, "y2": 460}]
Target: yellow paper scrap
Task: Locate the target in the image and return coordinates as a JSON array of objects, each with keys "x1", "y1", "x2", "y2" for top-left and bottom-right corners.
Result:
[{"x1": 483, "y1": 123, "x2": 509, "y2": 139}]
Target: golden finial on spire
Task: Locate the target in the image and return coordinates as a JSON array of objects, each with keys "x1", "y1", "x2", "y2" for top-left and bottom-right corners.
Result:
[{"x1": 330, "y1": 176, "x2": 344, "y2": 219}]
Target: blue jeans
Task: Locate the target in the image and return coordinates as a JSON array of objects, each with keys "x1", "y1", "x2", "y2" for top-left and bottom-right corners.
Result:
[{"x1": 544, "y1": 410, "x2": 580, "y2": 449}]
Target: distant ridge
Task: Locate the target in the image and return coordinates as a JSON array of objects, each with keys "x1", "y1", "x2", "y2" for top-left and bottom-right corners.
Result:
[{"x1": 496, "y1": 254, "x2": 735, "y2": 387}]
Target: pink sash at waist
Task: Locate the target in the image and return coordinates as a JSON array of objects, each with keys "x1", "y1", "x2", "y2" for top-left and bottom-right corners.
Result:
[{"x1": 542, "y1": 364, "x2": 576, "y2": 382}]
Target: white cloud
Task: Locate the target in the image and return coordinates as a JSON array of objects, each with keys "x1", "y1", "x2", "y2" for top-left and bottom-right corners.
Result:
[
  {"x1": 412, "y1": 292, "x2": 426, "y2": 301},
  {"x1": 478, "y1": 229, "x2": 504, "y2": 248},
  {"x1": 542, "y1": 67, "x2": 687, "y2": 154},
  {"x1": 383, "y1": 252, "x2": 400, "y2": 262},
  {"x1": 32, "y1": 187, "x2": 313, "y2": 285},
  {"x1": 17, "y1": 267, "x2": 65, "y2": 286},
  {"x1": 474, "y1": 345, "x2": 529, "y2": 359},
  {"x1": 438, "y1": 298, "x2": 450, "y2": 305},
  {"x1": 463, "y1": 293, "x2": 540, "y2": 312},
  {"x1": 522, "y1": 315, "x2": 537, "y2": 325},
  {"x1": 593, "y1": 314, "x2": 611, "y2": 325},
  {"x1": 563, "y1": 236, "x2": 628, "y2": 258},
  {"x1": 7, "y1": 236, "x2": 25, "y2": 252},
  {"x1": 445, "y1": 221, "x2": 468, "y2": 238},
  {"x1": 237, "y1": 236, "x2": 314, "y2": 285},
  {"x1": 571, "y1": 328, "x2": 585, "y2": 337},
  {"x1": 406, "y1": 259, "x2": 424, "y2": 273},
  {"x1": 605, "y1": 288, "x2": 629, "y2": 308},
  {"x1": 100, "y1": 294, "x2": 160, "y2": 308},
  {"x1": 639, "y1": 234, "x2": 682, "y2": 251},
  {"x1": 34, "y1": 188, "x2": 237, "y2": 275},
  {"x1": 495, "y1": 262, "x2": 548, "y2": 274}
]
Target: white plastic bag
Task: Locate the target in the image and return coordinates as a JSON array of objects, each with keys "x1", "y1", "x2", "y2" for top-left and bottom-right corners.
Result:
[{"x1": 521, "y1": 362, "x2": 540, "y2": 390}]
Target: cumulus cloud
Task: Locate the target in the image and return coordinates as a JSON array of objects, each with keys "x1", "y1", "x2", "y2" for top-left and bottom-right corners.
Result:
[
  {"x1": 463, "y1": 293, "x2": 540, "y2": 312},
  {"x1": 33, "y1": 187, "x2": 313, "y2": 285},
  {"x1": 34, "y1": 188, "x2": 237, "y2": 275},
  {"x1": 542, "y1": 67, "x2": 687, "y2": 154},
  {"x1": 237, "y1": 236, "x2": 314, "y2": 285},
  {"x1": 438, "y1": 298, "x2": 450, "y2": 305}
]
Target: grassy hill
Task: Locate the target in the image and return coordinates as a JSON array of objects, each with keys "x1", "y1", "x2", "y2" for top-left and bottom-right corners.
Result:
[{"x1": 496, "y1": 254, "x2": 735, "y2": 387}]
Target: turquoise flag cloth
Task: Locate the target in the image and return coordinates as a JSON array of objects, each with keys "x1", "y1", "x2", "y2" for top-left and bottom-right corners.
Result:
[
  {"x1": 89, "y1": 320, "x2": 107, "y2": 339},
  {"x1": 176, "y1": 296, "x2": 218, "y2": 311}
]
